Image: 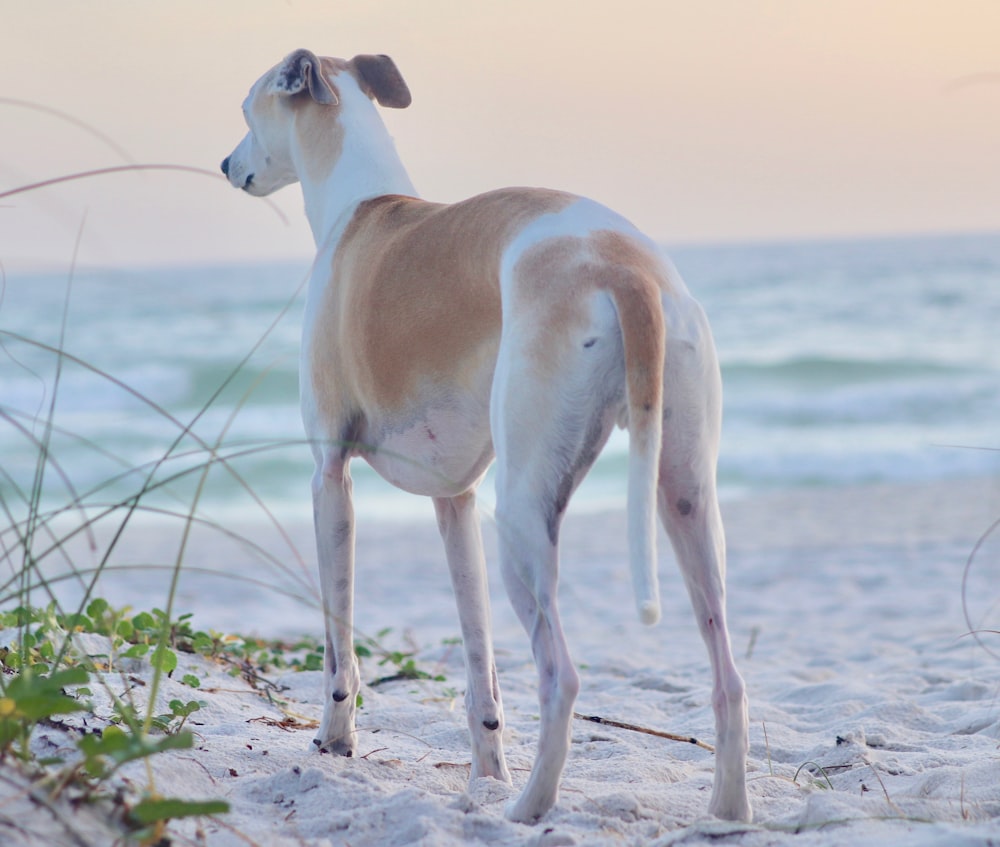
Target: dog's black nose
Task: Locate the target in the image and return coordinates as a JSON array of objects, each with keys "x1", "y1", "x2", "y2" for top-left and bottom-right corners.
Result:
[{"x1": 221, "y1": 156, "x2": 230, "y2": 176}]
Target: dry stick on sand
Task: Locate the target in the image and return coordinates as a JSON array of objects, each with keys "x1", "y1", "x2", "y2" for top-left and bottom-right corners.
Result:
[{"x1": 573, "y1": 712, "x2": 715, "y2": 752}]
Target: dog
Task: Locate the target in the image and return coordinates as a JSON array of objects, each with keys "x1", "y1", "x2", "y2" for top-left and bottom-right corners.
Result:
[{"x1": 222, "y1": 49, "x2": 750, "y2": 824}]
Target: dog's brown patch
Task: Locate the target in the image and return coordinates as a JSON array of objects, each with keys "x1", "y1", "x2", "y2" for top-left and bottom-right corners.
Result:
[
  {"x1": 509, "y1": 230, "x2": 670, "y2": 403},
  {"x1": 309, "y1": 188, "x2": 576, "y2": 426}
]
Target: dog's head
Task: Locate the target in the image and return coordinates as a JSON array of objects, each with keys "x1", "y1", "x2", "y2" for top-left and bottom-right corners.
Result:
[{"x1": 221, "y1": 50, "x2": 411, "y2": 196}]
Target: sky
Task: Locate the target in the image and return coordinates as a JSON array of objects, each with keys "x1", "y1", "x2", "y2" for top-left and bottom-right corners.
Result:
[{"x1": 2, "y1": 1, "x2": 999, "y2": 269}]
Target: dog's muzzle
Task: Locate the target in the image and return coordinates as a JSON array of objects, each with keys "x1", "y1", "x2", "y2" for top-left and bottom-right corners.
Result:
[{"x1": 220, "y1": 156, "x2": 254, "y2": 190}]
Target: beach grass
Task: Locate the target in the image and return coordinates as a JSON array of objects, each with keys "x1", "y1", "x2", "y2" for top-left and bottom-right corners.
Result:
[
  {"x1": 0, "y1": 156, "x2": 307, "y2": 841},
  {"x1": 0, "y1": 332, "x2": 229, "y2": 841}
]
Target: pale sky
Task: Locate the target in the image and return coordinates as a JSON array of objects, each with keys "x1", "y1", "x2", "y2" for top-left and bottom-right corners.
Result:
[{"x1": 2, "y1": 1, "x2": 999, "y2": 269}]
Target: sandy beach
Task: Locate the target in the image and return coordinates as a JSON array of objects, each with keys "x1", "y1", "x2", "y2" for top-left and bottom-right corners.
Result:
[{"x1": 4, "y1": 476, "x2": 1000, "y2": 845}]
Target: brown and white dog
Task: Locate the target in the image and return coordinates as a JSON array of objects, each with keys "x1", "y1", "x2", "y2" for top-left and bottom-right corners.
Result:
[{"x1": 222, "y1": 49, "x2": 750, "y2": 824}]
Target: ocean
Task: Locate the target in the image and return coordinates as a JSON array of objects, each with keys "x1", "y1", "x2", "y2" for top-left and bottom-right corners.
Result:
[{"x1": 2, "y1": 232, "x2": 999, "y2": 529}]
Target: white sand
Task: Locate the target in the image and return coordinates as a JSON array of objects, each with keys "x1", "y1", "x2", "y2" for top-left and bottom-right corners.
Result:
[{"x1": 4, "y1": 477, "x2": 1000, "y2": 845}]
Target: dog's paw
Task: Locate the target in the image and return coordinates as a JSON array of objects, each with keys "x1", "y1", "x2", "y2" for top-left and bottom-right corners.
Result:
[
  {"x1": 311, "y1": 735, "x2": 356, "y2": 757},
  {"x1": 708, "y1": 792, "x2": 752, "y2": 823},
  {"x1": 504, "y1": 791, "x2": 555, "y2": 825}
]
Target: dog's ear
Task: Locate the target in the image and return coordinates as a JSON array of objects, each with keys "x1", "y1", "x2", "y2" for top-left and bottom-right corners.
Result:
[
  {"x1": 272, "y1": 49, "x2": 339, "y2": 106},
  {"x1": 350, "y1": 54, "x2": 412, "y2": 108}
]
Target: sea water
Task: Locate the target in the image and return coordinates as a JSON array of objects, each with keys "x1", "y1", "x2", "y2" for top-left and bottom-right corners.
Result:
[{"x1": 2, "y1": 232, "x2": 999, "y2": 529}]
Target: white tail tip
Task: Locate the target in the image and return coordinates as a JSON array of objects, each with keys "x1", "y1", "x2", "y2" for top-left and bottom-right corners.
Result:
[{"x1": 639, "y1": 600, "x2": 661, "y2": 626}]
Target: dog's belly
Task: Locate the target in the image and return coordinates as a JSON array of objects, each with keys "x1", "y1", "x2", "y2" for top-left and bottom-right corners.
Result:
[{"x1": 364, "y1": 405, "x2": 494, "y2": 497}]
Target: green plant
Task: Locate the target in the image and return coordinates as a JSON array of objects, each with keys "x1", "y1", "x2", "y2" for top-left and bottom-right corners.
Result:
[
  {"x1": 0, "y1": 239, "x2": 267, "y2": 842},
  {"x1": 0, "y1": 600, "x2": 230, "y2": 844},
  {"x1": 0, "y1": 109, "x2": 321, "y2": 843},
  {"x1": 76, "y1": 705, "x2": 227, "y2": 841},
  {"x1": 355, "y1": 627, "x2": 448, "y2": 687},
  {"x1": 0, "y1": 665, "x2": 90, "y2": 762}
]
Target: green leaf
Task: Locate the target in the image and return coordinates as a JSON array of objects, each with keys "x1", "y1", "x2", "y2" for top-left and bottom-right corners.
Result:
[
  {"x1": 128, "y1": 797, "x2": 229, "y2": 826},
  {"x1": 181, "y1": 674, "x2": 201, "y2": 688},
  {"x1": 147, "y1": 729, "x2": 195, "y2": 754},
  {"x1": 59, "y1": 613, "x2": 91, "y2": 632},
  {"x1": 191, "y1": 634, "x2": 214, "y2": 655},
  {"x1": 149, "y1": 715, "x2": 175, "y2": 733},
  {"x1": 86, "y1": 598, "x2": 109, "y2": 616},
  {"x1": 131, "y1": 612, "x2": 156, "y2": 631},
  {"x1": 168, "y1": 700, "x2": 202, "y2": 718},
  {"x1": 14, "y1": 694, "x2": 85, "y2": 721},
  {"x1": 150, "y1": 644, "x2": 177, "y2": 674},
  {"x1": 86, "y1": 598, "x2": 109, "y2": 621},
  {"x1": 9, "y1": 665, "x2": 90, "y2": 694},
  {"x1": 78, "y1": 726, "x2": 195, "y2": 774},
  {"x1": 301, "y1": 653, "x2": 323, "y2": 671}
]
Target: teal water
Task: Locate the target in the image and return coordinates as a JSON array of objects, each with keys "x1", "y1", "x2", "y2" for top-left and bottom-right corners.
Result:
[{"x1": 2, "y1": 232, "x2": 999, "y2": 527}]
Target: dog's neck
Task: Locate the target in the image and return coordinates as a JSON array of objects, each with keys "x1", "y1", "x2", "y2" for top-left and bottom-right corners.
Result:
[{"x1": 299, "y1": 81, "x2": 417, "y2": 251}]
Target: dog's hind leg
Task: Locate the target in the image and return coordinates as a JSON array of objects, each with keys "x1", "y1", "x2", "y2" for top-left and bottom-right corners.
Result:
[
  {"x1": 491, "y1": 334, "x2": 618, "y2": 823},
  {"x1": 311, "y1": 454, "x2": 362, "y2": 757},
  {"x1": 433, "y1": 491, "x2": 511, "y2": 782},
  {"x1": 493, "y1": 500, "x2": 578, "y2": 824},
  {"x1": 657, "y1": 302, "x2": 751, "y2": 822}
]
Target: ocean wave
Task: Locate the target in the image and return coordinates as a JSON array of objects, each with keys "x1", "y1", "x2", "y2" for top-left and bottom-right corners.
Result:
[{"x1": 721, "y1": 355, "x2": 980, "y2": 387}]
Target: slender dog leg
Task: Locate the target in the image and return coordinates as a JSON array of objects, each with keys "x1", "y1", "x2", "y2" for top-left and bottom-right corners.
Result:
[
  {"x1": 658, "y1": 306, "x2": 751, "y2": 822},
  {"x1": 311, "y1": 455, "x2": 362, "y2": 756},
  {"x1": 433, "y1": 492, "x2": 511, "y2": 782},
  {"x1": 659, "y1": 483, "x2": 750, "y2": 821},
  {"x1": 496, "y1": 509, "x2": 579, "y2": 823},
  {"x1": 491, "y1": 334, "x2": 617, "y2": 823}
]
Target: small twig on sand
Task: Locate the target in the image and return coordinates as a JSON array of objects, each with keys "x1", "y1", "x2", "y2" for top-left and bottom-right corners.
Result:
[{"x1": 573, "y1": 712, "x2": 715, "y2": 752}]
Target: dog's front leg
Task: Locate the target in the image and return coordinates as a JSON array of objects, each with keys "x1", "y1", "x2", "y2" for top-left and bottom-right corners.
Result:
[
  {"x1": 311, "y1": 455, "x2": 361, "y2": 756},
  {"x1": 433, "y1": 492, "x2": 511, "y2": 783}
]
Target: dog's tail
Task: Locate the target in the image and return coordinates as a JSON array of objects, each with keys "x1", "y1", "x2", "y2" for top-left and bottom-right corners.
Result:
[{"x1": 607, "y1": 271, "x2": 665, "y2": 626}]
